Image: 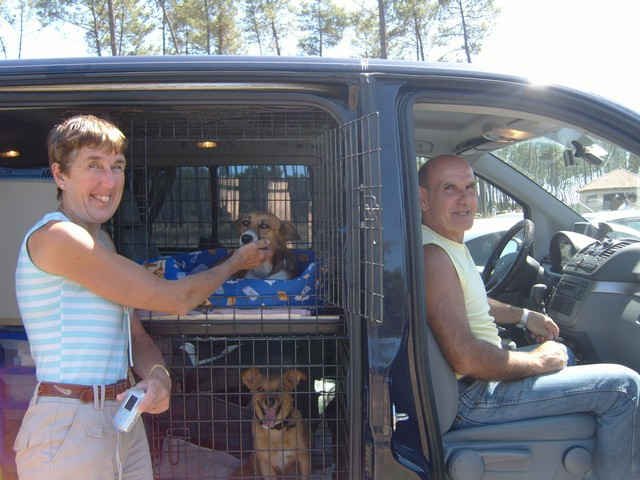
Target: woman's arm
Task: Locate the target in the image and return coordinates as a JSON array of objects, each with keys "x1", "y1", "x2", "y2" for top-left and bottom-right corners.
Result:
[
  {"x1": 27, "y1": 220, "x2": 268, "y2": 315},
  {"x1": 118, "y1": 310, "x2": 171, "y2": 414}
]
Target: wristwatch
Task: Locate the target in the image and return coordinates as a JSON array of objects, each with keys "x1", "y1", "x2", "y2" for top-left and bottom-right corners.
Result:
[{"x1": 518, "y1": 308, "x2": 530, "y2": 328}]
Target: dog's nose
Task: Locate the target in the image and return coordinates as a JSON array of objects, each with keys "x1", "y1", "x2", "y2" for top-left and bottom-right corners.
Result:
[
  {"x1": 265, "y1": 395, "x2": 277, "y2": 407},
  {"x1": 240, "y1": 229, "x2": 258, "y2": 245},
  {"x1": 241, "y1": 234, "x2": 254, "y2": 244}
]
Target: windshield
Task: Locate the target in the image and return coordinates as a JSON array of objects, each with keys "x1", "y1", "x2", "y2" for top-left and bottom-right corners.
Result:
[{"x1": 494, "y1": 130, "x2": 640, "y2": 238}]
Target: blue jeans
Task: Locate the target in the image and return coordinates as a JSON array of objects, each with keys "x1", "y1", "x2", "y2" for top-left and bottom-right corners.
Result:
[{"x1": 453, "y1": 364, "x2": 640, "y2": 479}]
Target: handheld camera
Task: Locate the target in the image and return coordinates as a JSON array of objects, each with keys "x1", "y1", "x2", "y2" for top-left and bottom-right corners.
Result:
[{"x1": 113, "y1": 388, "x2": 145, "y2": 432}]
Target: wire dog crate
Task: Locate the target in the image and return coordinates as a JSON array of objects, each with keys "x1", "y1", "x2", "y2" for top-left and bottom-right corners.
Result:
[
  {"x1": 109, "y1": 104, "x2": 382, "y2": 480},
  {"x1": 149, "y1": 334, "x2": 348, "y2": 479}
]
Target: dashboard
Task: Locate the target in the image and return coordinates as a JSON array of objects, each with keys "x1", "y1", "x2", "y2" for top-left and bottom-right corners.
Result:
[{"x1": 547, "y1": 232, "x2": 640, "y2": 368}]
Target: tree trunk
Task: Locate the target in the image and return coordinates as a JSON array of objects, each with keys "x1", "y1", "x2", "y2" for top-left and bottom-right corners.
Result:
[
  {"x1": 161, "y1": 0, "x2": 166, "y2": 54},
  {"x1": 253, "y1": 19, "x2": 263, "y2": 55},
  {"x1": 317, "y1": 0, "x2": 323, "y2": 56},
  {"x1": 378, "y1": 0, "x2": 387, "y2": 58},
  {"x1": 215, "y1": 16, "x2": 223, "y2": 54},
  {"x1": 156, "y1": 0, "x2": 181, "y2": 54},
  {"x1": 457, "y1": 0, "x2": 471, "y2": 63},
  {"x1": 89, "y1": 0, "x2": 103, "y2": 56},
  {"x1": 117, "y1": 8, "x2": 125, "y2": 55},
  {"x1": 270, "y1": 18, "x2": 281, "y2": 55},
  {"x1": 413, "y1": 6, "x2": 424, "y2": 61},
  {"x1": 204, "y1": 0, "x2": 211, "y2": 54},
  {"x1": 18, "y1": 0, "x2": 25, "y2": 58},
  {"x1": 107, "y1": 0, "x2": 117, "y2": 55}
]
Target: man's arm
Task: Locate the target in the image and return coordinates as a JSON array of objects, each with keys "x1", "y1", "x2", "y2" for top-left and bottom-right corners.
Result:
[
  {"x1": 117, "y1": 311, "x2": 171, "y2": 414},
  {"x1": 488, "y1": 298, "x2": 559, "y2": 342},
  {"x1": 423, "y1": 244, "x2": 567, "y2": 381}
]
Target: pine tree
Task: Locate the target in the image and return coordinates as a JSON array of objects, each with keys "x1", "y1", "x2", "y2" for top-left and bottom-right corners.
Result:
[
  {"x1": 0, "y1": 0, "x2": 31, "y2": 58},
  {"x1": 394, "y1": 0, "x2": 438, "y2": 61},
  {"x1": 35, "y1": 0, "x2": 156, "y2": 56},
  {"x1": 350, "y1": 3, "x2": 380, "y2": 58},
  {"x1": 242, "y1": 0, "x2": 290, "y2": 56},
  {"x1": 297, "y1": 0, "x2": 347, "y2": 57},
  {"x1": 435, "y1": 0, "x2": 499, "y2": 63},
  {"x1": 351, "y1": 0, "x2": 404, "y2": 59}
]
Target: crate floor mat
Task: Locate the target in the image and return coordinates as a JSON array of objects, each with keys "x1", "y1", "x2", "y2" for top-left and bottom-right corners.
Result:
[
  {"x1": 143, "y1": 249, "x2": 318, "y2": 307},
  {"x1": 155, "y1": 430, "x2": 335, "y2": 480},
  {"x1": 156, "y1": 435, "x2": 240, "y2": 480}
]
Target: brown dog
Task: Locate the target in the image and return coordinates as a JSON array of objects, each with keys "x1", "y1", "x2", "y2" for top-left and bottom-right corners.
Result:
[
  {"x1": 232, "y1": 368, "x2": 310, "y2": 479},
  {"x1": 235, "y1": 211, "x2": 300, "y2": 280}
]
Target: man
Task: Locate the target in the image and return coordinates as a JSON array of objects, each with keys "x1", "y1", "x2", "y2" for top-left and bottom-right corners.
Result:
[{"x1": 420, "y1": 154, "x2": 640, "y2": 479}]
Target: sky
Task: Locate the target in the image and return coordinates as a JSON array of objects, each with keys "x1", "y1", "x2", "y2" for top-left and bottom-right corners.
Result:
[
  {"x1": 4, "y1": 0, "x2": 640, "y2": 114},
  {"x1": 475, "y1": 0, "x2": 640, "y2": 114}
]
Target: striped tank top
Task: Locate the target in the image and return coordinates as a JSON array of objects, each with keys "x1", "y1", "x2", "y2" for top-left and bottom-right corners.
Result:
[{"x1": 15, "y1": 211, "x2": 129, "y2": 385}]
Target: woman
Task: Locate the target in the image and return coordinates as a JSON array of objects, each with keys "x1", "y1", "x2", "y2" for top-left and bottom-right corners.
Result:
[{"x1": 13, "y1": 114, "x2": 268, "y2": 480}]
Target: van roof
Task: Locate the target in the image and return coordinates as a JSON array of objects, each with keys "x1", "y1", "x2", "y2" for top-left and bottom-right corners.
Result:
[{"x1": 0, "y1": 55, "x2": 529, "y2": 84}]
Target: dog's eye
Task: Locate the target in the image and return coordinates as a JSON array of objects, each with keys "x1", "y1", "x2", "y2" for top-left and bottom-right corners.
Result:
[
  {"x1": 241, "y1": 219, "x2": 250, "y2": 227},
  {"x1": 259, "y1": 222, "x2": 270, "y2": 230},
  {"x1": 256, "y1": 386, "x2": 264, "y2": 392}
]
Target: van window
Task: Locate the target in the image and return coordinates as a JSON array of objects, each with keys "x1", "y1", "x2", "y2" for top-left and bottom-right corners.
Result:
[
  {"x1": 466, "y1": 178, "x2": 523, "y2": 269},
  {"x1": 494, "y1": 134, "x2": 640, "y2": 238}
]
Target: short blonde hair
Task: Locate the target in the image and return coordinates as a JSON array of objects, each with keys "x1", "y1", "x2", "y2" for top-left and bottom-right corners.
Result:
[{"x1": 48, "y1": 115, "x2": 127, "y2": 199}]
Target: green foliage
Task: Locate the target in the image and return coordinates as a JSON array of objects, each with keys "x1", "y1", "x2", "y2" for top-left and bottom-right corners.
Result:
[
  {"x1": 0, "y1": 0, "x2": 14, "y2": 58},
  {"x1": 242, "y1": 0, "x2": 291, "y2": 55},
  {"x1": 435, "y1": 0, "x2": 499, "y2": 63},
  {"x1": 0, "y1": 0, "x2": 34, "y2": 58},
  {"x1": 10, "y1": 0, "x2": 501, "y2": 60},
  {"x1": 350, "y1": 3, "x2": 380, "y2": 58},
  {"x1": 297, "y1": 0, "x2": 347, "y2": 56},
  {"x1": 34, "y1": 0, "x2": 156, "y2": 56},
  {"x1": 160, "y1": 0, "x2": 241, "y2": 55},
  {"x1": 0, "y1": 0, "x2": 14, "y2": 24},
  {"x1": 393, "y1": 0, "x2": 439, "y2": 60}
]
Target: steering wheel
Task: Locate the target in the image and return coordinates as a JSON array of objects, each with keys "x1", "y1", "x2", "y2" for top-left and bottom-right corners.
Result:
[{"x1": 482, "y1": 219, "x2": 535, "y2": 296}]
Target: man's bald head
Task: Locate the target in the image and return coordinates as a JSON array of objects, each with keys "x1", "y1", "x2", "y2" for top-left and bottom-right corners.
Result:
[
  {"x1": 419, "y1": 155, "x2": 471, "y2": 190},
  {"x1": 418, "y1": 154, "x2": 477, "y2": 242}
]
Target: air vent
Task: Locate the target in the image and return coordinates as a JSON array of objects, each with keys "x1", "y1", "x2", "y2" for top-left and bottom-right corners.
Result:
[{"x1": 600, "y1": 240, "x2": 633, "y2": 259}]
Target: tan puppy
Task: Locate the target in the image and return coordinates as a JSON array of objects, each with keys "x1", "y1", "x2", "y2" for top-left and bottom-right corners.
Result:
[
  {"x1": 232, "y1": 368, "x2": 310, "y2": 479},
  {"x1": 235, "y1": 211, "x2": 300, "y2": 280}
]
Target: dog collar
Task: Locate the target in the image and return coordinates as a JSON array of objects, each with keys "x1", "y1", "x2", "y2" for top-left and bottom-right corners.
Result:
[{"x1": 255, "y1": 413, "x2": 296, "y2": 431}]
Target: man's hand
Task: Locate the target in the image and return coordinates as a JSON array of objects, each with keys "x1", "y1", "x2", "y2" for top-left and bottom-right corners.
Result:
[
  {"x1": 531, "y1": 340, "x2": 568, "y2": 373},
  {"x1": 526, "y1": 311, "x2": 560, "y2": 342}
]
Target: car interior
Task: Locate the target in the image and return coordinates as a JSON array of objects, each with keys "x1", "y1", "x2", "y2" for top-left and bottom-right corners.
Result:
[{"x1": 412, "y1": 101, "x2": 640, "y2": 479}]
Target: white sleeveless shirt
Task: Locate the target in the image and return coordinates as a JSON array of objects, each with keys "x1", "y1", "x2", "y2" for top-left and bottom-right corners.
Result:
[{"x1": 15, "y1": 211, "x2": 129, "y2": 385}]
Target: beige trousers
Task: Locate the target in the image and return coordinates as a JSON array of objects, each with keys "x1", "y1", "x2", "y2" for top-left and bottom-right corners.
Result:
[{"x1": 14, "y1": 390, "x2": 152, "y2": 480}]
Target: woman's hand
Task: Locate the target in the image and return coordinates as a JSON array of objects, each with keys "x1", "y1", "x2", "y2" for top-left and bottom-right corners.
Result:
[
  {"x1": 227, "y1": 239, "x2": 270, "y2": 273},
  {"x1": 117, "y1": 372, "x2": 171, "y2": 415}
]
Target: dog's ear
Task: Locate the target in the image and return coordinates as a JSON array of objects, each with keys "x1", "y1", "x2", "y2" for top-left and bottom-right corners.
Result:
[
  {"x1": 241, "y1": 368, "x2": 264, "y2": 391},
  {"x1": 279, "y1": 220, "x2": 300, "y2": 241},
  {"x1": 282, "y1": 369, "x2": 306, "y2": 391}
]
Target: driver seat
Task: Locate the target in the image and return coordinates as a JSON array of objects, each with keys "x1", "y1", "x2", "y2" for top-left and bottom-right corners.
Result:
[{"x1": 425, "y1": 327, "x2": 596, "y2": 479}]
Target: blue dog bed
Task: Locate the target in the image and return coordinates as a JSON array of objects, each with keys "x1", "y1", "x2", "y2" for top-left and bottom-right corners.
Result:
[{"x1": 143, "y1": 249, "x2": 318, "y2": 308}]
